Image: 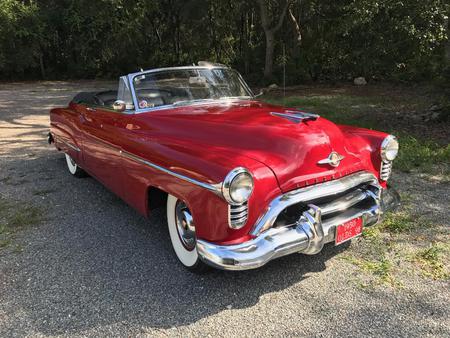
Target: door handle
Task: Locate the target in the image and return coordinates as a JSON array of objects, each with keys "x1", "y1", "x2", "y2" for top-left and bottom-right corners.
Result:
[{"x1": 86, "y1": 107, "x2": 96, "y2": 112}]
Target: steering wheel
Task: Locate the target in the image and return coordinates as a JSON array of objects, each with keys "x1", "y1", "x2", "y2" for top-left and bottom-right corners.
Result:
[
  {"x1": 93, "y1": 95, "x2": 104, "y2": 106},
  {"x1": 138, "y1": 88, "x2": 174, "y2": 105}
]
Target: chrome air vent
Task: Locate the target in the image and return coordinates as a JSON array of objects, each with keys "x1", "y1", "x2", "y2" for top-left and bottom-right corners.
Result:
[
  {"x1": 270, "y1": 110, "x2": 319, "y2": 123},
  {"x1": 229, "y1": 202, "x2": 248, "y2": 229},
  {"x1": 380, "y1": 161, "x2": 393, "y2": 181}
]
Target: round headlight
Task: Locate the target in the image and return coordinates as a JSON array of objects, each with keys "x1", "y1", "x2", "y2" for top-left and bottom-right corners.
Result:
[
  {"x1": 222, "y1": 168, "x2": 254, "y2": 205},
  {"x1": 381, "y1": 135, "x2": 399, "y2": 161}
]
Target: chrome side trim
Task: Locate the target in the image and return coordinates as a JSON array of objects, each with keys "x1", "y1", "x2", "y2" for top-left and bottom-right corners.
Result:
[
  {"x1": 251, "y1": 171, "x2": 379, "y2": 236},
  {"x1": 65, "y1": 129, "x2": 222, "y2": 194},
  {"x1": 120, "y1": 150, "x2": 222, "y2": 195},
  {"x1": 59, "y1": 130, "x2": 223, "y2": 194},
  {"x1": 87, "y1": 134, "x2": 122, "y2": 153},
  {"x1": 59, "y1": 138, "x2": 81, "y2": 152}
]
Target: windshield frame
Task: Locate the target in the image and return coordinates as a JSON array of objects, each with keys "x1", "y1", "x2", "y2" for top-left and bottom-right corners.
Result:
[{"x1": 127, "y1": 66, "x2": 255, "y2": 113}]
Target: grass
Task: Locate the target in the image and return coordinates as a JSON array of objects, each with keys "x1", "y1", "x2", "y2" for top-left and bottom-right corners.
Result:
[
  {"x1": 265, "y1": 94, "x2": 384, "y2": 127},
  {"x1": 344, "y1": 256, "x2": 400, "y2": 287},
  {"x1": 0, "y1": 196, "x2": 45, "y2": 250},
  {"x1": 343, "y1": 196, "x2": 449, "y2": 286},
  {"x1": 380, "y1": 211, "x2": 416, "y2": 234},
  {"x1": 263, "y1": 92, "x2": 449, "y2": 178},
  {"x1": 414, "y1": 244, "x2": 449, "y2": 280},
  {"x1": 394, "y1": 136, "x2": 450, "y2": 176},
  {"x1": 0, "y1": 238, "x2": 11, "y2": 248}
]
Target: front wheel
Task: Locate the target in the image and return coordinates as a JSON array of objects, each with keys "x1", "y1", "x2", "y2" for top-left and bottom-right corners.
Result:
[
  {"x1": 166, "y1": 194, "x2": 208, "y2": 273},
  {"x1": 65, "y1": 153, "x2": 87, "y2": 178}
]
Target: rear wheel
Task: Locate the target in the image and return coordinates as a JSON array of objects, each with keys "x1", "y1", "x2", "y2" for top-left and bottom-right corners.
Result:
[
  {"x1": 166, "y1": 194, "x2": 208, "y2": 273},
  {"x1": 65, "y1": 153, "x2": 87, "y2": 178}
]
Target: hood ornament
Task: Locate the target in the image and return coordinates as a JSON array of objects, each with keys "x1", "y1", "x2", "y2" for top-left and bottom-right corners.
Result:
[
  {"x1": 318, "y1": 151, "x2": 345, "y2": 167},
  {"x1": 271, "y1": 110, "x2": 319, "y2": 123}
]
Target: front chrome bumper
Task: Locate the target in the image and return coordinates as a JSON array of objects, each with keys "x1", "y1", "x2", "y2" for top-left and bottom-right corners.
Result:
[{"x1": 196, "y1": 172, "x2": 400, "y2": 270}]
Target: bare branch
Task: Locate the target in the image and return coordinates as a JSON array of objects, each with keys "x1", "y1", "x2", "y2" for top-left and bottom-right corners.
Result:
[{"x1": 289, "y1": 7, "x2": 302, "y2": 44}]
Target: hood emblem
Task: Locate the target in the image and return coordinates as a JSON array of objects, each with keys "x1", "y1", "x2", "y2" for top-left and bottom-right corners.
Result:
[
  {"x1": 271, "y1": 110, "x2": 319, "y2": 123},
  {"x1": 318, "y1": 151, "x2": 345, "y2": 167}
]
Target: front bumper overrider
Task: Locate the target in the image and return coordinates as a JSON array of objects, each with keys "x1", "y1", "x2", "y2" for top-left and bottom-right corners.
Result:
[{"x1": 196, "y1": 172, "x2": 400, "y2": 271}]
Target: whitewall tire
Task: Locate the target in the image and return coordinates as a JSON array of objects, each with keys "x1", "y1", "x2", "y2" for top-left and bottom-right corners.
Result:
[
  {"x1": 166, "y1": 194, "x2": 208, "y2": 272},
  {"x1": 65, "y1": 153, "x2": 86, "y2": 178}
]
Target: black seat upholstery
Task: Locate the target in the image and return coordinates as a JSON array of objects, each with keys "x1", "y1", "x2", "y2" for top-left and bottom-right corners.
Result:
[
  {"x1": 72, "y1": 90, "x2": 118, "y2": 108},
  {"x1": 94, "y1": 90, "x2": 118, "y2": 107}
]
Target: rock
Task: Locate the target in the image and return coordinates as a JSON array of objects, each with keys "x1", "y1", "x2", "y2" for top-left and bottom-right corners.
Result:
[
  {"x1": 431, "y1": 112, "x2": 441, "y2": 121},
  {"x1": 429, "y1": 104, "x2": 442, "y2": 112},
  {"x1": 354, "y1": 77, "x2": 367, "y2": 86}
]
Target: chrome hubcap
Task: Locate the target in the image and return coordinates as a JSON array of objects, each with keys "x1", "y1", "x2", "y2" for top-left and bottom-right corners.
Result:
[{"x1": 175, "y1": 201, "x2": 196, "y2": 251}]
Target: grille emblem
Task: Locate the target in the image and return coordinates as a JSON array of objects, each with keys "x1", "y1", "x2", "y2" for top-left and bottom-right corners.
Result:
[{"x1": 318, "y1": 151, "x2": 345, "y2": 167}]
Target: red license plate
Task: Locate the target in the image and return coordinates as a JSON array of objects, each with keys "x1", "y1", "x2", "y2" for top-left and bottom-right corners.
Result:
[{"x1": 335, "y1": 217, "x2": 363, "y2": 245}]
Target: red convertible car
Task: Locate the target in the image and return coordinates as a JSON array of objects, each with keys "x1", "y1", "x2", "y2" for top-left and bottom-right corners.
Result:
[{"x1": 49, "y1": 63, "x2": 400, "y2": 271}]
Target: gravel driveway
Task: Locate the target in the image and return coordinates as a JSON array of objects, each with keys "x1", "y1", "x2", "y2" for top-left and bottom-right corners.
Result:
[{"x1": 0, "y1": 82, "x2": 449, "y2": 337}]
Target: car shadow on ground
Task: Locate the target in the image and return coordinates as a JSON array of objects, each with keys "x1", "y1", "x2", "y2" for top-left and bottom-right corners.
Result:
[{"x1": 1, "y1": 153, "x2": 353, "y2": 335}]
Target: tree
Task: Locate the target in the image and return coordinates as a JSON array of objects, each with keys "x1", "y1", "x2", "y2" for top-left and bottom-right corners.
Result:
[
  {"x1": 0, "y1": 0, "x2": 448, "y2": 82},
  {"x1": 256, "y1": 0, "x2": 291, "y2": 80}
]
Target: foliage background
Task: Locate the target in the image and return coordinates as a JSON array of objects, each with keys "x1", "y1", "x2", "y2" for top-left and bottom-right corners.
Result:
[{"x1": 0, "y1": 0, "x2": 448, "y2": 84}]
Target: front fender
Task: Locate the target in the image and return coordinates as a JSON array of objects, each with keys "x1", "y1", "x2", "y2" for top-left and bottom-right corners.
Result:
[
  {"x1": 339, "y1": 124, "x2": 389, "y2": 187},
  {"x1": 121, "y1": 145, "x2": 281, "y2": 244}
]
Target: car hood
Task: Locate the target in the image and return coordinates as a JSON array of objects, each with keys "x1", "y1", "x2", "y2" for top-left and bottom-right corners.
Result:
[{"x1": 140, "y1": 100, "x2": 373, "y2": 192}]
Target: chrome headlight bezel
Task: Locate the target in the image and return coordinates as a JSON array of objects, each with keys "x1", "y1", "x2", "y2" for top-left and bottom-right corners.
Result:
[
  {"x1": 381, "y1": 135, "x2": 399, "y2": 161},
  {"x1": 222, "y1": 167, "x2": 254, "y2": 205}
]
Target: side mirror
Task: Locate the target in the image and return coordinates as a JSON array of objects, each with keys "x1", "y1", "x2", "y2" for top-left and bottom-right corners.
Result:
[{"x1": 112, "y1": 100, "x2": 126, "y2": 112}]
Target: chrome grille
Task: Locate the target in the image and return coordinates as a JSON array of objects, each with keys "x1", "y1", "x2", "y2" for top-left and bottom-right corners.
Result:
[
  {"x1": 268, "y1": 172, "x2": 381, "y2": 240},
  {"x1": 380, "y1": 161, "x2": 393, "y2": 181},
  {"x1": 229, "y1": 202, "x2": 248, "y2": 229},
  {"x1": 307, "y1": 184, "x2": 380, "y2": 242}
]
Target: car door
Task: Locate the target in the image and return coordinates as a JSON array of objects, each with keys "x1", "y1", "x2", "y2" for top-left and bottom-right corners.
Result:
[
  {"x1": 78, "y1": 77, "x2": 136, "y2": 200},
  {"x1": 78, "y1": 103, "x2": 126, "y2": 198}
]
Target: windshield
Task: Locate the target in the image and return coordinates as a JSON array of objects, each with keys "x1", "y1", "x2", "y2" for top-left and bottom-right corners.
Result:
[{"x1": 132, "y1": 68, "x2": 252, "y2": 109}]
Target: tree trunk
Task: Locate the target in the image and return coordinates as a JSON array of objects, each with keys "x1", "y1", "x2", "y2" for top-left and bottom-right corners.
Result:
[
  {"x1": 264, "y1": 30, "x2": 275, "y2": 79},
  {"x1": 39, "y1": 52, "x2": 46, "y2": 80},
  {"x1": 257, "y1": 0, "x2": 291, "y2": 80}
]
